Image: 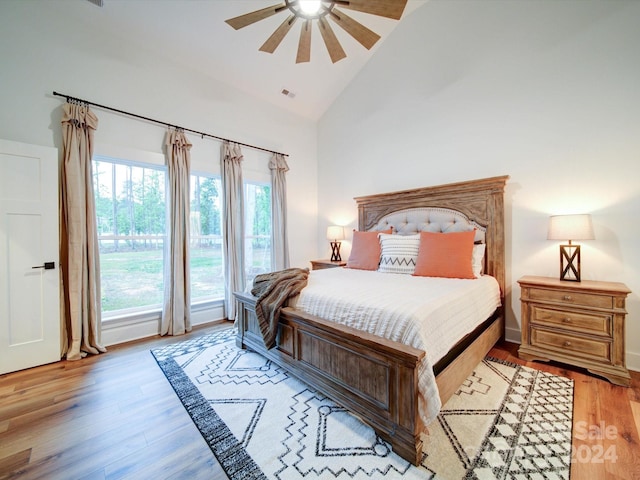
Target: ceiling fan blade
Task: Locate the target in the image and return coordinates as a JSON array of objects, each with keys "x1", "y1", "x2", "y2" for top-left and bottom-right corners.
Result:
[
  {"x1": 259, "y1": 15, "x2": 298, "y2": 54},
  {"x1": 334, "y1": 0, "x2": 408, "y2": 20},
  {"x1": 318, "y1": 17, "x2": 347, "y2": 64},
  {"x1": 329, "y1": 8, "x2": 381, "y2": 50},
  {"x1": 296, "y1": 20, "x2": 312, "y2": 64},
  {"x1": 225, "y1": 3, "x2": 287, "y2": 30}
]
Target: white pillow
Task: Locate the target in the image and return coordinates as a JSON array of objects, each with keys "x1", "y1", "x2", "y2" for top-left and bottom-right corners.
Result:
[
  {"x1": 472, "y1": 243, "x2": 486, "y2": 278},
  {"x1": 378, "y1": 233, "x2": 420, "y2": 274}
]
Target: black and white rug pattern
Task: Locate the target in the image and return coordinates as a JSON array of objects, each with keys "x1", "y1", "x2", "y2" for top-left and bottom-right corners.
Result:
[{"x1": 152, "y1": 329, "x2": 573, "y2": 479}]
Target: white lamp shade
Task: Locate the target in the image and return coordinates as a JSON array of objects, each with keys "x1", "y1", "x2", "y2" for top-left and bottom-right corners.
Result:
[
  {"x1": 547, "y1": 214, "x2": 595, "y2": 241},
  {"x1": 326, "y1": 225, "x2": 344, "y2": 241}
]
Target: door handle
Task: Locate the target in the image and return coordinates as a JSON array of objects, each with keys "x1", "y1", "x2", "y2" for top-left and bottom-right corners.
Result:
[{"x1": 32, "y1": 262, "x2": 55, "y2": 270}]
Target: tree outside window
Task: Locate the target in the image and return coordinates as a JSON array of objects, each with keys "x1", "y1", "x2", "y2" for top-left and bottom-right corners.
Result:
[
  {"x1": 93, "y1": 157, "x2": 272, "y2": 318},
  {"x1": 93, "y1": 158, "x2": 166, "y2": 314},
  {"x1": 190, "y1": 174, "x2": 224, "y2": 302},
  {"x1": 244, "y1": 181, "x2": 271, "y2": 285}
]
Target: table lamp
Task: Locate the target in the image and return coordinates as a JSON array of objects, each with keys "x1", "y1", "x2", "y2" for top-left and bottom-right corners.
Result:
[
  {"x1": 547, "y1": 214, "x2": 594, "y2": 282},
  {"x1": 326, "y1": 225, "x2": 345, "y2": 262}
]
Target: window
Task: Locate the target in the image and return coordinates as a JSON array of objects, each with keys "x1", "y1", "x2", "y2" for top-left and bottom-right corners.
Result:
[
  {"x1": 93, "y1": 157, "x2": 166, "y2": 316},
  {"x1": 93, "y1": 151, "x2": 274, "y2": 320},
  {"x1": 190, "y1": 174, "x2": 224, "y2": 303},
  {"x1": 244, "y1": 181, "x2": 271, "y2": 285}
]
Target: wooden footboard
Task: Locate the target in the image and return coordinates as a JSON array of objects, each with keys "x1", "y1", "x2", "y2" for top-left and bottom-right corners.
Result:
[
  {"x1": 235, "y1": 291, "x2": 504, "y2": 465},
  {"x1": 235, "y1": 291, "x2": 426, "y2": 465}
]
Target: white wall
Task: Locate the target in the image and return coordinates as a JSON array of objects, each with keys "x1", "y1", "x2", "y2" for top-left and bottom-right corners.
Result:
[
  {"x1": 0, "y1": 2, "x2": 318, "y2": 343},
  {"x1": 318, "y1": 1, "x2": 640, "y2": 370}
]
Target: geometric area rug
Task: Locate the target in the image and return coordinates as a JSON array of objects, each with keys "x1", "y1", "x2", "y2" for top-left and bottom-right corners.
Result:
[{"x1": 151, "y1": 328, "x2": 573, "y2": 480}]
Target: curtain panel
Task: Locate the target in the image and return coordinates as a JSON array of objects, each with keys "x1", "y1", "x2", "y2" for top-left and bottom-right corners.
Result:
[
  {"x1": 162, "y1": 129, "x2": 192, "y2": 335},
  {"x1": 60, "y1": 102, "x2": 106, "y2": 360},
  {"x1": 221, "y1": 141, "x2": 245, "y2": 321},
  {"x1": 269, "y1": 153, "x2": 290, "y2": 270}
]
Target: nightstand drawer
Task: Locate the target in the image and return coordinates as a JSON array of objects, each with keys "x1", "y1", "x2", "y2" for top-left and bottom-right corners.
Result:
[
  {"x1": 530, "y1": 306, "x2": 612, "y2": 337},
  {"x1": 530, "y1": 328, "x2": 611, "y2": 363},
  {"x1": 528, "y1": 287, "x2": 613, "y2": 309}
]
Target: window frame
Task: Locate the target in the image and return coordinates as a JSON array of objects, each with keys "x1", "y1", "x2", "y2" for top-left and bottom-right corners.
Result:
[
  {"x1": 93, "y1": 154, "x2": 168, "y2": 320},
  {"x1": 243, "y1": 175, "x2": 273, "y2": 286},
  {"x1": 92, "y1": 143, "x2": 275, "y2": 327},
  {"x1": 189, "y1": 170, "x2": 225, "y2": 306}
]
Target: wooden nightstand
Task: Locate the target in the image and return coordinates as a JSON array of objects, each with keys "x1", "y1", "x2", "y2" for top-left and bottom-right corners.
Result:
[
  {"x1": 310, "y1": 259, "x2": 346, "y2": 270},
  {"x1": 518, "y1": 275, "x2": 631, "y2": 386}
]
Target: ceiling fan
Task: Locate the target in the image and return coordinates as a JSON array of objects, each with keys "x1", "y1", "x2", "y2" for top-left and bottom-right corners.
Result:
[{"x1": 225, "y1": 0, "x2": 408, "y2": 64}]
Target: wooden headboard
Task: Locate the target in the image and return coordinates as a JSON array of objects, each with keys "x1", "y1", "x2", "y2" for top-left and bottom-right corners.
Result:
[{"x1": 354, "y1": 175, "x2": 509, "y2": 302}]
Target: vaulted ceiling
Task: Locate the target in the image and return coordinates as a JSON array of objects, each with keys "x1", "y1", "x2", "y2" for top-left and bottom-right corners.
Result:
[{"x1": 80, "y1": 0, "x2": 427, "y2": 120}]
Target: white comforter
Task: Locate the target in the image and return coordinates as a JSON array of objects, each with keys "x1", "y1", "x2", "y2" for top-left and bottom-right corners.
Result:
[{"x1": 290, "y1": 268, "x2": 502, "y2": 425}]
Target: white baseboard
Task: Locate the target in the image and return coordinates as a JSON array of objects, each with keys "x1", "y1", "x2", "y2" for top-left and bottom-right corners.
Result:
[
  {"x1": 101, "y1": 303, "x2": 226, "y2": 347},
  {"x1": 504, "y1": 326, "x2": 521, "y2": 345},
  {"x1": 627, "y1": 351, "x2": 640, "y2": 373}
]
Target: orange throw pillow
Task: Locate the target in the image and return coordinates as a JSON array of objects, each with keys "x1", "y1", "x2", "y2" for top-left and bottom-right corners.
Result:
[
  {"x1": 413, "y1": 230, "x2": 476, "y2": 279},
  {"x1": 346, "y1": 229, "x2": 392, "y2": 271}
]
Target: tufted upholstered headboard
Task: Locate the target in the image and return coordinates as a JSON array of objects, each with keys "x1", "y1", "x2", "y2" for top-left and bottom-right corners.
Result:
[
  {"x1": 354, "y1": 176, "x2": 509, "y2": 302},
  {"x1": 369, "y1": 207, "x2": 486, "y2": 244}
]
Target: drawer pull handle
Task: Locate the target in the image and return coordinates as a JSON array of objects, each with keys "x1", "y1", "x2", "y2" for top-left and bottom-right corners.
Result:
[
  {"x1": 563, "y1": 295, "x2": 573, "y2": 301},
  {"x1": 563, "y1": 341, "x2": 572, "y2": 347},
  {"x1": 562, "y1": 317, "x2": 572, "y2": 323}
]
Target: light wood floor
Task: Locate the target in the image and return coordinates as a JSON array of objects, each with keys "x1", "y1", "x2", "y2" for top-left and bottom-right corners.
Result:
[{"x1": 1, "y1": 322, "x2": 639, "y2": 479}]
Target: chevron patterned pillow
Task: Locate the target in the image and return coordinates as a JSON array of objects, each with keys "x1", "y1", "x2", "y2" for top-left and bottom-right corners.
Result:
[{"x1": 377, "y1": 233, "x2": 420, "y2": 274}]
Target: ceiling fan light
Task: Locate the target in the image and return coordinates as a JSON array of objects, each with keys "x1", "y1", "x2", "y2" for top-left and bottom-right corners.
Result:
[{"x1": 299, "y1": 0, "x2": 322, "y2": 15}]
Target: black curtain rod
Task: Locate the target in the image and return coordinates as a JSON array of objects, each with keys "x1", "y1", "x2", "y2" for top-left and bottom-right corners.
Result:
[{"x1": 52, "y1": 91, "x2": 288, "y2": 157}]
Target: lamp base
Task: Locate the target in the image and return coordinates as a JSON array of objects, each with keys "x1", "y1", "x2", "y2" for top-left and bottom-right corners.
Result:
[
  {"x1": 330, "y1": 241, "x2": 342, "y2": 262},
  {"x1": 559, "y1": 244, "x2": 581, "y2": 282}
]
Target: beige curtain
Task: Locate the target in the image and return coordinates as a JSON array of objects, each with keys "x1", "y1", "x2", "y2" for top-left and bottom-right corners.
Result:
[
  {"x1": 161, "y1": 129, "x2": 192, "y2": 335},
  {"x1": 269, "y1": 153, "x2": 290, "y2": 270},
  {"x1": 221, "y1": 141, "x2": 244, "y2": 321},
  {"x1": 60, "y1": 102, "x2": 106, "y2": 360}
]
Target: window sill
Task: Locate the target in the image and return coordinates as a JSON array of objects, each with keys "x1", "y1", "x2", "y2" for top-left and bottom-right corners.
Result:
[
  {"x1": 102, "y1": 298, "x2": 224, "y2": 325},
  {"x1": 101, "y1": 299, "x2": 226, "y2": 346}
]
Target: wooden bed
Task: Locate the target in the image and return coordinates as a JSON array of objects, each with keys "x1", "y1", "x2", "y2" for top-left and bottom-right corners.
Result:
[{"x1": 234, "y1": 175, "x2": 509, "y2": 465}]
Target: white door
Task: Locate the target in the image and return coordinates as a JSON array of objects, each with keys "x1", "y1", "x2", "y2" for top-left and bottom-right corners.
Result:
[{"x1": 0, "y1": 139, "x2": 60, "y2": 375}]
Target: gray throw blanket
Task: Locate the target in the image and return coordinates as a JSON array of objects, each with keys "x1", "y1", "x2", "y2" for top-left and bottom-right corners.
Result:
[{"x1": 251, "y1": 267, "x2": 309, "y2": 349}]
